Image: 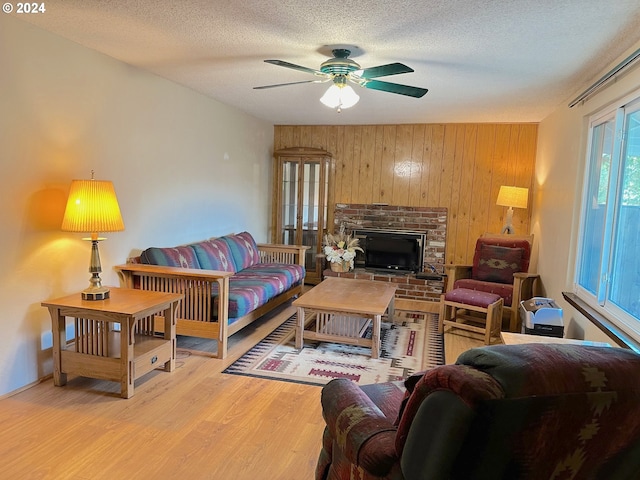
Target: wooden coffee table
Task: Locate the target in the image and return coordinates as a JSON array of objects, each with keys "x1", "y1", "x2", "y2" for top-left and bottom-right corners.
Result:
[{"x1": 293, "y1": 277, "x2": 397, "y2": 358}]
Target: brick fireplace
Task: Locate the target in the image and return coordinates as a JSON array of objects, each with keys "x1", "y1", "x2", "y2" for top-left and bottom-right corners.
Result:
[{"x1": 325, "y1": 204, "x2": 448, "y2": 306}]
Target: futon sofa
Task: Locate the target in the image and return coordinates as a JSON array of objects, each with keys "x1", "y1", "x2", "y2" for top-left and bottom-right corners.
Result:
[
  {"x1": 115, "y1": 232, "x2": 307, "y2": 358},
  {"x1": 317, "y1": 343, "x2": 640, "y2": 479}
]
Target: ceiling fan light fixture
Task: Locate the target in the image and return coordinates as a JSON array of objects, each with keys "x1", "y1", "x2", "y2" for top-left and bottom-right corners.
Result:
[{"x1": 320, "y1": 84, "x2": 360, "y2": 111}]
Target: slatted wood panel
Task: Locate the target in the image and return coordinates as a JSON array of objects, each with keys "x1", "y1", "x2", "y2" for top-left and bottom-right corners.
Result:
[
  {"x1": 74, "y1": 318, "x2": 109, "y2": 356},
  {"x1": 137, "y1": 275, "x2": 213, "y2": 323},
  {"x1": 315, "y1": 312, "x2": 371, "y2": 338},
  {"x1": 258, "y1": 249, "x2": 294, "y2": 264},
  {"x1": 274, "y1": 123, "x2": 538, "y2": 265}
]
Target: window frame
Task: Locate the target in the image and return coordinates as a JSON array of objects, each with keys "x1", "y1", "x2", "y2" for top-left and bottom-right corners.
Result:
[{"x1": 575, "y1": 88, "x2": 640, "y2": 342}]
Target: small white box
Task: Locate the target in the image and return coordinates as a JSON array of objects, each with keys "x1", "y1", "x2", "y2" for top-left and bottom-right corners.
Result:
[{"x1": 519, "y1": 297, "x2": 564, "y2": 337}]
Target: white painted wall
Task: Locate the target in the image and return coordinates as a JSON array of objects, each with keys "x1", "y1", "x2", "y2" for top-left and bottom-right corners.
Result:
[
  {"x1": 534, "y1": 40, "x2": 640, "y2": 344},
  {"x1": 0, "y1": 16, "x2": 274, "y2": 395}
]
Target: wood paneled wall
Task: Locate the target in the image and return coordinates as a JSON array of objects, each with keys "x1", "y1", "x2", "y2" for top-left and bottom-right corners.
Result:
[{"x1": 274, "y1": 124, "x2": 538, "y2": 265}]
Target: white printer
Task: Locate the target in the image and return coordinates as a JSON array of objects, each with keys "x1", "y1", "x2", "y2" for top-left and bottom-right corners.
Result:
[{"x1": 519, "y1": 297, "x2": 564, "y2": 337}]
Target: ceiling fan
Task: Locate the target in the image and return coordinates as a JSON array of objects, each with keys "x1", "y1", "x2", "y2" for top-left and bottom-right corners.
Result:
[{"x1": 254, "y1": 48, "x2": 428, "y2": 111}]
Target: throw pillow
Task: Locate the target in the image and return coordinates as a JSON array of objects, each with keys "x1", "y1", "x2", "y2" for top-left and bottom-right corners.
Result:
[
  {"x1": 220, "y1": 231, "x2": 261, "y2": 270},
  {"x1": 140, "y1": 245, "x2": 201, "y2": 269},
  {"x1": 473, "y1": 244, "x2": 524, "y2": 284},
  {"x1": 191, "y1": 238, "x2": 236, "y2": 272}
]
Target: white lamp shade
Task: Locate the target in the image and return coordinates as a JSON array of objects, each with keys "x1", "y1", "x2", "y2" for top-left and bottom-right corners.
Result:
[
  {"x1": 496, "y1": 185, "x2": 529, "y2": 209},
  {"x1": 320, "y1": 84, "x2": 360, "y2": 109}
]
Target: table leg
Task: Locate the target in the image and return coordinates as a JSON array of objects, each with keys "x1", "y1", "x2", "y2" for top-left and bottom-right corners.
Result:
[
  {"x1": 387, "y1": 295, "x2": 396, "y2": 322},
  {"x1": 121, "y1": 318, "x2": 135, "y2": 399},
  {"x1": 295, "y1": 306, "x2": 305, "y2": 349},
  {"x1": 49, "y1": 308, "x2": 67, "y2": 386},
  {"x1": 163, "y1": 301, "x2": 178, "y2": 372},
  {"x1": 371, "y1": 314, "x2": 381, "y2": 359}
]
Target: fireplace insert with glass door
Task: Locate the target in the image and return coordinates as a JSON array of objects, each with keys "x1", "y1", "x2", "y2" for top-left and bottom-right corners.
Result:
[{"x1": 353, "y1": 229, "x2": 425, "y2": 273}]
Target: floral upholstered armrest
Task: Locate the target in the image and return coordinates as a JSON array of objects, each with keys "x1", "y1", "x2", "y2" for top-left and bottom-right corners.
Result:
[{"x1": 321, "y1": 379, "x2": 399, "y2": 477}]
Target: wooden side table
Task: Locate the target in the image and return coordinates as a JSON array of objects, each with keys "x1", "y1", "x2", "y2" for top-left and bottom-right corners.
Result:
[{"x1": 42, "y1": 287, "x2": 182, "y2": 398}]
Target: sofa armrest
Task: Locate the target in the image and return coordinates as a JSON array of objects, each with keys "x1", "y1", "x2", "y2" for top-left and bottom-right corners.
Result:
[
  {"x1": 321, "y1": 379, "x2": 399, "y2": 476},
  {"x1": 443, "y1": 264, "x2": 472, "y2": 292},
  {"x1": 115, "y1": 263, "x2": 234, "y2": 282},
  {"x1": 257, "y1": 243, "x2": 309, "y2": 267},
  {"x1": 114, "y1": 263, "x2": 233, "y2": 323}
]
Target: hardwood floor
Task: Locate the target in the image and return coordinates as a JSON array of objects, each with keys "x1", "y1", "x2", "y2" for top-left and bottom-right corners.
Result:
[{"x1": 0, "y1": 302, "x2": 483, "y2": 480}]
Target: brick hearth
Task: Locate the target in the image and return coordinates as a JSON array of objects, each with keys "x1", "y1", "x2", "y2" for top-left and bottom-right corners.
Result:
[
  {"x1": 324, "y1": 268, "x2": 445, "y2": 304},
  {"x1": 328, "y1": 203, "x2": 448, "y2": 306}
]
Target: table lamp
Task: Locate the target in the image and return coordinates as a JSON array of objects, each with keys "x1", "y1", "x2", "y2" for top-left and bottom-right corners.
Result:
[
  {"x1": 61, "y1": 172, "x2": 125, "y2": 300},
  {"x1": 496, "y1": 185, "x2": 528, "y2": 234}
]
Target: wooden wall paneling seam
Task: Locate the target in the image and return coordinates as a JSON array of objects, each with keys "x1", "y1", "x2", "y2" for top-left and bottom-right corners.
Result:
[
  {"x1": 418, "y1": 124, "x2": 431, "y2": 207},
  {"x1": 428, "y1": 124, "x2": 445, "y2": 208},
  {"x1": 406, "y1": 124, "x2": 423, "y2": 207},
  {"x1": 380, "y1": 126, "x2": 396, "y2": 204},
  {"x1": 329, "y1": 126, "x2": 342, "y2": 212},
  {"x1": 311, "y1": 125, "x2": 328, "y2": 150},
  {"x1": 352, "y1": 126, "x2": 363, "y2": 202},
  {"x1": 456, "y1": 125, "x2": 478, "y2": 264},
  {"x1": 492, "y1": 125, "x2": 512, "y2": 234},
  {"x1": 342, "y1": 127, "x2": 355, "y2": 203},
  {"x1": 518, "y1": 125, "x2": 538, "y2": 234},
  {"x1": 449, "y1": 125, "x2": 466, "y2": 264},
  {"x1": 372, "y1": 126, "x2": 384, "y2": 204},
  {"x1": 438, "y1": 125, "x2": 457, "y2": 263},
  {"x1": 360, "y1": 126, "x2": 376, "y2": 205},
  {"x1": 471, "y1": 124, "x2": 497, "y2": 241},
  {"x1": 508, "y1": 125, "x2": 522, "y2": 230},
  {"x1": 393, "y1": 125, "x2": 413, "y2": 206}
]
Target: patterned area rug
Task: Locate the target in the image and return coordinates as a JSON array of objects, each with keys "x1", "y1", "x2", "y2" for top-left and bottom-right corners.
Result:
[{"x1": 223, "y1": 311, "x2": 444, "y2": 386}]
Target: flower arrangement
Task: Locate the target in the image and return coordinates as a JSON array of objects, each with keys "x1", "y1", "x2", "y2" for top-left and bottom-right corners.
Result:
[{"x1": 323, "y1": 227, "x2": 363, "y2": 271}]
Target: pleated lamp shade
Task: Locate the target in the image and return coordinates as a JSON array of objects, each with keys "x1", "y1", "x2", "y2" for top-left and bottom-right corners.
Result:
[{"x1": 61, "y1": 179, "x2": 125, "y2": 235}]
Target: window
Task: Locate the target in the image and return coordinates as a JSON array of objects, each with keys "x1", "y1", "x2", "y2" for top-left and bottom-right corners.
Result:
[{"x1": 576, "y1": 92, "x2": 640, "y2": 338}]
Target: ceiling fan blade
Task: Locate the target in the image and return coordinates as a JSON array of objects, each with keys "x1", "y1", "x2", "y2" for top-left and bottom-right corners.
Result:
[
  {"x1": 253, "y1": 79, "x2": 327, "y2": 90},
  {"x1": 264, "y1": 59, "x2": 326, "y2": 76},
  {"x1": 357, "y1": 62, "x2": 414, "y2": 79},
  {"x1": 361, "y1": 79, "x2": 428, "y2": 98}
]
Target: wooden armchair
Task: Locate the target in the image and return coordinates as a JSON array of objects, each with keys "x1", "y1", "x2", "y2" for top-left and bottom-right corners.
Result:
[{"x1": 444, "y1": 234, "x2": 538, "y2": 332}]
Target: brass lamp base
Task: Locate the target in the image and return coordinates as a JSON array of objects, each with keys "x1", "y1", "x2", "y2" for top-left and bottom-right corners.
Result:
[
  {"x1": 81, "y1": 238, "x2": 110, "y2": 301},
  {"x1": 81, "y1": 285, "x2": 111, "y2": 301}
]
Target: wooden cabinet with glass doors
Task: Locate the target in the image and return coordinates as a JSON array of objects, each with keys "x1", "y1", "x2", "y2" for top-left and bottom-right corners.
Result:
[{"x1": 272, "y1": 147, "x2": 333, "y2": 284}]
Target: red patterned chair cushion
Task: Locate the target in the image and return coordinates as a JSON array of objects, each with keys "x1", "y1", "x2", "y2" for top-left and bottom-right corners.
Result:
[
  {"x1": 443, "y1": 288, "x2": 501, "y2": 308},
  {"x1": 453, "y1": 278, "x2": 515, "y2": 306},
  {"x1": 473, "y1": 244, "x2": 525, "y2": 284}
]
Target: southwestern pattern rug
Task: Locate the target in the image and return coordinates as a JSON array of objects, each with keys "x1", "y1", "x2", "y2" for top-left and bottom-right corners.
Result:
[{"x1": 223, "y1": 311, "x2": 444, "y2": 386}]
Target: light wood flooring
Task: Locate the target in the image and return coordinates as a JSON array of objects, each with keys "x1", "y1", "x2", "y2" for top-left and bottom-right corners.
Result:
[{"x1": 0, "y1": 302, "x2": 483, "y2": 480}]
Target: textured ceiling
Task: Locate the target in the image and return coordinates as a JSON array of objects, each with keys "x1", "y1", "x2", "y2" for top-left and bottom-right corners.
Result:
[{"x1": 12, "y1": 0, "x2": 640, "y2": 125}]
